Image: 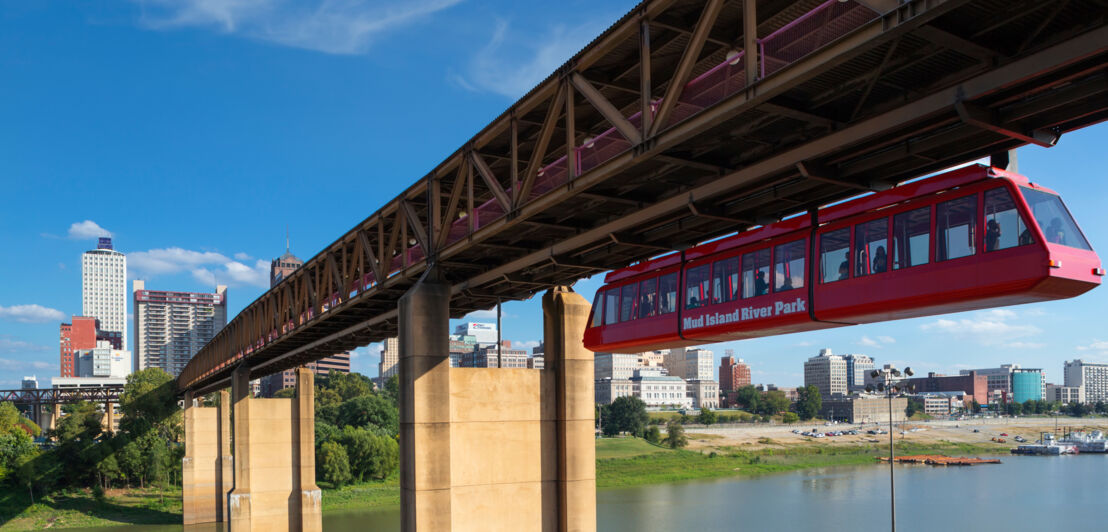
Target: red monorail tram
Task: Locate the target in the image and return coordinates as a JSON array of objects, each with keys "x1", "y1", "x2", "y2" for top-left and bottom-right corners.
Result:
[{"x1": 583, "y1": 165, "x2": 1102, "y2": 353}]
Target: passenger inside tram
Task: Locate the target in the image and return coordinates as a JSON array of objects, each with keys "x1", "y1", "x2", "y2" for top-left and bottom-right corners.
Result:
[
  {"x1": 1047, "y1": 217, "x2": 1065, "y2": 244},
  {"x1": 838, "y1": 252, "x2": 849, "y2": 281},
  {"x1": 985, "y1": 219, "x2": 1002, "y2": 251},
  {"x1": 872, "y1": 246, "x2": 888, "y2": 273},
  {"x1": 754, "y1": 270, "x2": 768, "y2": 296}
]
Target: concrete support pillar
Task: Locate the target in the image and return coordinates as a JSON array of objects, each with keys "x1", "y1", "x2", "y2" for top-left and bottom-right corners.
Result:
[
  {"x1": 543, "y1": 286, "x2": 597, "y2": 532},
  {"x1": 51, "y1": 403, "x2": 59, "y2": 431},
  {"x1": 184, "y1": 391, "x2": 223, "y2": 525},
  {"x1": 295, "y1": 368, "x2": 323, "y2": 531},
  {"x1": 105, "y1": 402, "x2": 114, "y2": 433},
  {"x1": 218, "y1": 390, "x2": 233, "y2": 523},
  {"x1": 227, "y1": 364, "x2": 320, "y2": 532},
  {"x1": 399, "y1": 268, "x2": 453, "y2": 531},
  {"x1": 228, "y1": 365, "x2": 253, "y2": 531}
]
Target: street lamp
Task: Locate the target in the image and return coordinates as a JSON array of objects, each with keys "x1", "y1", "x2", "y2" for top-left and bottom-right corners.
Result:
[{"x1": 866, "y1": 366, "x2": 914, "y2": 532}]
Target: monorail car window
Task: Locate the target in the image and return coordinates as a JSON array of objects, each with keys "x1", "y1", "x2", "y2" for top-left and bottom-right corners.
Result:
[
  {"x1": 604, "y1": 289, "x2": 620, "y2": 324},
  {"x1": 937, "y1": 195, "x2": 977, "y2": 261},
  {"x1": 658, "y1": 273, "x2": 678, "y2": 314},
  {"x1": 984, "y1": 188, "x2": 1032, "y2": 251},
  {"x1": 620, "y1": 283, "x2": 638, "y2": 322},
  {"x1": 741, "y1": 249, "x2": 770, "y2": 298},
  {"x1": 638, "y1": 278, "x2": 658, "y2": 319},
  {"x1": 591, "y1": 292, "x2": 603, "y2": 326},
  {"x1": 820, "y1": 228, "x2": 851, "y2": 283},
  {"x1": 774, "y1": 240, "x2": 805, "y2": 292},
  {"x1": 686, "y1": 265, "x2": 711, "y2": 309},
  {"x1": 855, "y1": 218, "x2": 889, "y2": 276},
  {"x1": 1021, "y1": 187, "x2": 1092, "y2": 250},
  {"x1": 712, "y1": 257, "x2": 739, "y2": 304},
  {"x1": 893, "y1": 207, "x2": 930, "y2": 270}
]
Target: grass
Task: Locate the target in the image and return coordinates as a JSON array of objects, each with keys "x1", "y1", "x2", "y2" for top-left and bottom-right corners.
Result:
[
  {"x1": 0, "y1": 486, "x2": 182, "y2": 531},
  {"x1": 595, "y1": 439, "x2": 1007, "y2": 489},
  {"x1": 595, "y1": 437, "x2": 669, "y2": 459},
  {"x1": 320, "y1": 476, "x2": 400, "y2": 512}
]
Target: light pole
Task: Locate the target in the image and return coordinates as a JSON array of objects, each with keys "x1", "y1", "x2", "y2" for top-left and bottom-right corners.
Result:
[{"x1": 867, "y1": 366, "x2": 914, "y2": 532}]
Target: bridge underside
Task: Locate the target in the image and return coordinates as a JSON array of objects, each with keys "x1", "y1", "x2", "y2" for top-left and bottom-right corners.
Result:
[{"x1": 178, "y1": 0, "x2": 1108, "y2": 397}]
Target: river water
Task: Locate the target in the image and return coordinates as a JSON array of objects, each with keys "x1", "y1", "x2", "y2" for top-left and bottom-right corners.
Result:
[{"x1": 71, "y1": 455, "x2": 1103, "y2": 531}]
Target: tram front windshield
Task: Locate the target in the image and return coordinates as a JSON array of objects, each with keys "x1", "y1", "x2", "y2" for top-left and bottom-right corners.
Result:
[{"x1": 1021, "y1": 187, "x2": 1091, "y2": 250}]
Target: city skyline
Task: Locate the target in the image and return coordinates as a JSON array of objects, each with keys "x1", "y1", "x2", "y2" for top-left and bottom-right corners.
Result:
[{"x1": 2, "y1": 1, "x2": 1107, "y2": 389}]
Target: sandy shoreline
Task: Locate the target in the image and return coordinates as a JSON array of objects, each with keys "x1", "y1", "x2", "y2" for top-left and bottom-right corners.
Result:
[{"x1": 681, "y1": 416, "x2": 1108, "y2": 451}]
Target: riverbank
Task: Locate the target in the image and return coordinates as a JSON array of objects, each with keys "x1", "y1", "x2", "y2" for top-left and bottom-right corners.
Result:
[
  {"x1": 595, "y1": 437, "x2": 1005, "y2": 488},
  {"x1": 3, "y1": 417, "x2": 1102, "y2": 530}
]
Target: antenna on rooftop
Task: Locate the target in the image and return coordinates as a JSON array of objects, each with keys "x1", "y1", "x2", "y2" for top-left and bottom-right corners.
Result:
[{"x1": 286, "y1": 224, "x2": 290, "y2": 254}]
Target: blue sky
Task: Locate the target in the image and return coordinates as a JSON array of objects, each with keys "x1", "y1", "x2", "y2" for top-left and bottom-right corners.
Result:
[{"x1": 1, "y1": 1, "x2": 1106, "y2": 389}]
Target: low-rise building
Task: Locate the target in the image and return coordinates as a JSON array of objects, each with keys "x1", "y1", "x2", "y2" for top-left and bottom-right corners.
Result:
[
  {"x1": 1046, "y1": 383, "x2": 1084, "y2": 404},
  {"x1": 595, "y1": 378, "x2": 634, "y2": 405},
  {"x1": 915, "y1": 392, "x2": 965, "y2": 416},
  {"x1": 527, "y1": 356, "x2": 544, "y2": 370},
  {"x1": 632, "y1": 369, "x2": 691, "y2": 409},
  {"x1": 820, "y1": 395, "x2": 907, "y2": 424},
  {"x1": 902, "y1": 372, "x2": 988, "y2": 405},
  {"x1": 686, "y1": 380, "x2": 719, "y2": 409}
]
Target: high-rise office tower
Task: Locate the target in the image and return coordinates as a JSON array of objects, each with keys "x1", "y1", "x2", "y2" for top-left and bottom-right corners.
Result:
[
  {"x1": 719, "y1": 355, "x2": 752, "y2": 392},
  {"x1": 82, "y1": 238, "x2": 127, "y2": 349},
  {"x1": 804, "y1": 348, "x2": 848, "y2": 397},
  {"x1": 261, "y1": 243, "x2": 351, "y2": 396},
  {"x1": 133, "y1": 280, "x2": 228, "y2": 377},
  {"x1": 843, "y1": 354, "x2": 875, "y2": 390},
  {"x1": 379, "y1": 337, "x2": 399, "y2": 382}
]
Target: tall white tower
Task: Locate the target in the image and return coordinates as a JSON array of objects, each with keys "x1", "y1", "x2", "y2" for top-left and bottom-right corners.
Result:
[{"x1": 82, "y1": 237, "x2": 127, "y2": 350}]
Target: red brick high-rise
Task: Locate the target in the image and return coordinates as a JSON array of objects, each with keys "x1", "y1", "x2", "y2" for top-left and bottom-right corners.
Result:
[
  {"x1": 719, "y1": 355, "x2": 752, "y2": 392},
  {"x1": 59, "y1": 316, "x2": 122, "y2": 377}
]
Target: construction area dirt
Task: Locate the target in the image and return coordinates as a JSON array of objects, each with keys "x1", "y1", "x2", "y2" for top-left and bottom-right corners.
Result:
[{"x1": 682, "y1": 416, "x2": 1108, "y2": 451}]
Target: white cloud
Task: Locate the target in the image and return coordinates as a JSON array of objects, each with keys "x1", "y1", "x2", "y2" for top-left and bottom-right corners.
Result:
[
  {"x1": 1076, "y1": 340, "x2": 1108, "y2": 352},
  {"x1": 512, "y1": 340, "x2": 540, "y2": 350},
  {"x1": 0, "y1": 337, "x2": 50, "y2": 354},
  {"x1": 464, "y1": 309, "x2": 497, "y2": 319},
  {"x1": 129, "y1": 247, "x2": 269, "y2": 288},
  {"x1": 920, "y1": 310, "x2": 1041, "y2": 347},
  {"x1": 67, "y1": 220, "x2": 112, "y2": 239},
  {"x1": 0, "y1": 357, "x2": 55, "y2": 371},
  {"x1": 191, "y1": 259, "x2": 269, "y2": 288},
  {"x1": 0, "y1": 304, "x2": 67, "y2": 323},
  {"x1": 233, "y1": 252, "x2": 252, "y2": 261},
  {"x1": 857, "y1": 335, "x2": 895, "y2": 348},
  {"x1": 451, "y1": 17, "x2": 609, "y2": 99},
  {"x1": 134, "y1": 0, "x2": 462, "y2": 55}
]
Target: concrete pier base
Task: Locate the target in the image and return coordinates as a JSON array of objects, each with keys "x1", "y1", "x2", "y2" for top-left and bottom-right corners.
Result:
[
  {"x1": 398, "y1": 272, "x2": 596, "y2": 531},
  {"x1": 183, "y1": 392, "x2": 230, "y2": 525},
  {"x1": 227, "y1": 366, "x2": 321, "y2": 532}
]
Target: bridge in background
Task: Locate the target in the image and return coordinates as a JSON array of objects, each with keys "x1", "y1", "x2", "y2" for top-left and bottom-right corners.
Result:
[
  {"x1": 0, "y1": 386, "x2": 124, "y2": 432},
  {"x1": 173, "y1": 1, "x2": 1108, "y2": 530}
]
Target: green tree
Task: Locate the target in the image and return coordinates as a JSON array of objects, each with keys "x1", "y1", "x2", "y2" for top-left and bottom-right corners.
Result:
[
  {"x1": 644, "y1": 425, "x2": 661, "y2": 444},
  {"x1": 325, "y1": 372, "x2": 375, "y2": 401},
  {"x1": 697, "y1": 407, "x2": 717, "y2": 425},
  {"x1": 273, "y1": 387, "x2": 297, "y2": 399},
  {"x1": 318, "y1": 441, "x2": 352, "y2": 488},
  {"x1": 795, "y1": 386, "x2": 822, "y2": 421},
  {"x1": 734, "y1": 385, "x2": 761, "y2": 413},
  {"x1": 781, "y1": 412, "x2": 799, "y2": 424},
  {"x1": 906, "y1": 398, "x2": 924, "y2": 417},
  {"x1": 601, "y1": 396, "x2": 649, "y2": 437},
  {"x1": 1066, "y1": 402, "x2": 1089, "y2": 417},
  {"x1": 337, "y1": 395, "x2": 399, "y2": 435},
  {"x1": 971, "y1": 400, "x2": 982, "y2": 413},
  {"x1": 1095, "y1": 401, "x2": 1107, "y2": 414},
  {"x1": 662, "y1": 420, "x2": 687, "y2": 449},
  {"x1": 384, "y1": 375, "x2": 400, "y2": 404},
  {"x1": 339, "y1": 426, "x2": 399, "y2": 481},
  {"x1": 760, "y1": 391, "x2": 790, "y2": 415}
]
